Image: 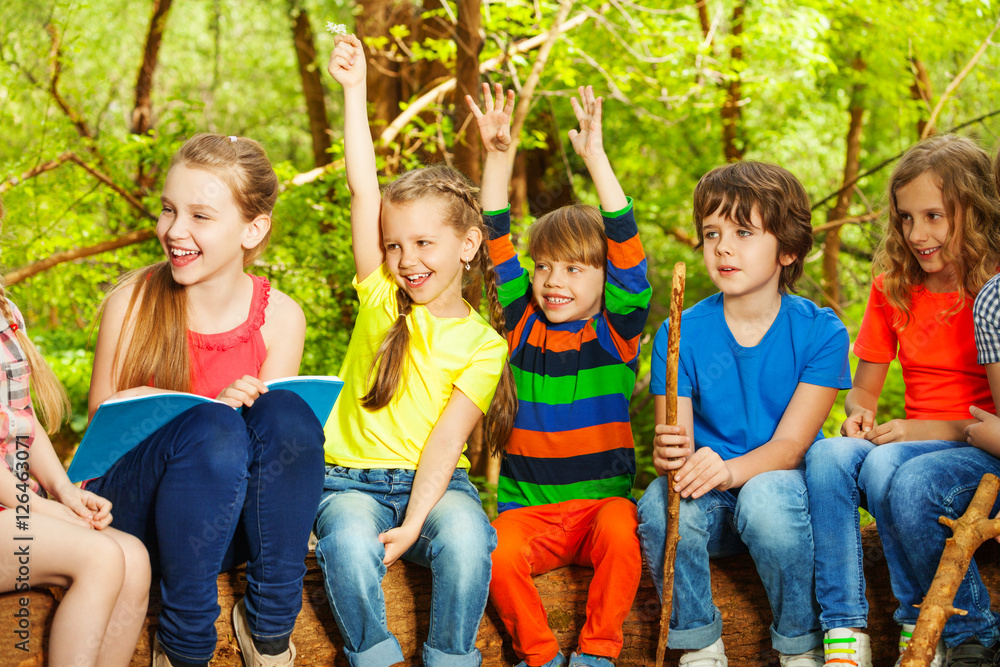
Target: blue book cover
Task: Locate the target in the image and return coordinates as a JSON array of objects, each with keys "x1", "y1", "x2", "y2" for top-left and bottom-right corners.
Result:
[{"x1": 67, "y1": 375, "x2": 342, "y2": 483}]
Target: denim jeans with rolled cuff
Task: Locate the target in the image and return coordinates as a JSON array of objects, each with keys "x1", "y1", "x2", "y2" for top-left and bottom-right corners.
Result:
[
  {"x1": 637, "y1": 469, "x2": 821, "y2": 654},
  {"x1": 313, "y1": 465, "x2": 496, "y2": 667}
]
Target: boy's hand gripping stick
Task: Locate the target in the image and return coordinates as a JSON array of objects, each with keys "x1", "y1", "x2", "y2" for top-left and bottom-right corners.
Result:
[{"x1": 656, "y1": 261, "x2": 686, "y2": 667}]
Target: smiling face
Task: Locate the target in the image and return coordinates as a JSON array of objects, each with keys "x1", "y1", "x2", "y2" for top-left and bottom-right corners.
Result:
[
  {"x1": 530, "y1": 255, "x2": 604, "y2": 323},
  {"x1": 381, "y1": 198, "x2": 481, "y2": 318},
  {"x1": 896, "y1": 170, "x2": 962, "y2": 292},
  {"x1": 701, "y1": 205, "x2": 794, "y2": 301},
  {"x1": 156, "y1": 164, "x2": 268, "y2": 286}
]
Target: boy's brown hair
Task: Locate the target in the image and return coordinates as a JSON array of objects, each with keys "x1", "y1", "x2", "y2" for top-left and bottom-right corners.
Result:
[
  {"x1": 527, "y1": 204, "x2": 608, "y2": 269},
  {"x1": 693, "y1": 161, "x2": 813, "y2": 293}
]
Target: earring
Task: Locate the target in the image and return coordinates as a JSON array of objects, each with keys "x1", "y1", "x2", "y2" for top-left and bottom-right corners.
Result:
[{"x1": 464, "y1": 259, "x2": 471, "y2": 271}]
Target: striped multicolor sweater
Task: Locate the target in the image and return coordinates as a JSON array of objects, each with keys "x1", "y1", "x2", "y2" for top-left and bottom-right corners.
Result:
[{"x1": 485, "y1": 201, "x2": 651, "y2": 513}]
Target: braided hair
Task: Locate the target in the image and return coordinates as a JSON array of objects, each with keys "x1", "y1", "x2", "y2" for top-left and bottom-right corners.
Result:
[{"x1": 361, "y1": 165, "x2": 517, "y2": 455}]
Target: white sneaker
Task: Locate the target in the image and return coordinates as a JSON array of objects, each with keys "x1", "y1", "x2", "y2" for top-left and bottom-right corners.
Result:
[
  {"x1": 895, "y1": 623, "x2": 945, "y2": 667},
  {"x1": 823, "y1": 628, "x2": 872, "y2": 667},
  {"x1": 679, "y1": 638, "x2": 727, "y2": 667},
  {"x1": 780, "y1": 646, "x2": 824, "y2": 667}
]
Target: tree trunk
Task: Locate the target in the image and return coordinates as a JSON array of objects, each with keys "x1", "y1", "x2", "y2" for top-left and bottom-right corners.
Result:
[
  {"x1": 911, "y1": 56, "x2": 934, "y2": 139},
  {"x1": 452, "y1": 0, "x2": 483, "y2": 184},
  {"x1": 511, "y1": 152, "x2": 528, "y2": 219},
  {"x1": 289, "y1": 1, "x2": 332, "y2": 168},
  {"x1": 357, "y1": 0, "x2": 413, "y2": 138},
  {"x1": 132, "y1": 0, "x2": 174, "y2": 192},
  {"x1": 822, "y1": 57, "x2": 865, "y2": 315},
  {"x1": 720, "y1": 2, "x2": 745, "y2": 162}
]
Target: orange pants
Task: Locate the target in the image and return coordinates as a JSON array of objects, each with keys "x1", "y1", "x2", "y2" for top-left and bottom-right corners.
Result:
[{"x1": 489, "y1": 497, "x2": 642, "y2": 666}]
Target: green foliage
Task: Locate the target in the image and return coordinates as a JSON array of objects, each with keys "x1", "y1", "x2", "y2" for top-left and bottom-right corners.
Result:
[{"x1": 2, "y1": 0, "x2": 1000, "y2": 482}]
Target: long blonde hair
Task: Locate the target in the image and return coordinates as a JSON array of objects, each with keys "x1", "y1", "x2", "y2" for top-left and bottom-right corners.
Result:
[
  {"x1": 874, "y1": 134, "x2": 1000, "y2": 327},
  {"x1": 0, "y1": 196, "x2": 70, "y2": 433},
  {"x1": 106, "y1": 134, "x2": 278, "y2": 391},
  {"x1": 361, "y1": 165, "x2": 517, "y2": 456}
]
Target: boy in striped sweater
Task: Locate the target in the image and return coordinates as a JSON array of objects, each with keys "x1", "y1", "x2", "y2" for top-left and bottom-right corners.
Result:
[{"x1": 467, "y1": 84, "x2": 650, "y2": 667}]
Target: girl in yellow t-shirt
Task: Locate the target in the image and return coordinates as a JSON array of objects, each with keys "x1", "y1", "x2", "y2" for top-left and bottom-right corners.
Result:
[{"x1": 314, "y1": 35, "x2": 517, "y2": 667}]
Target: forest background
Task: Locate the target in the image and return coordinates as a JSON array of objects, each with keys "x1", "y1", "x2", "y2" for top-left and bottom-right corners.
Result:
[{"x1": 2, "y1": 0, "x2": 1000, "y2": 513}]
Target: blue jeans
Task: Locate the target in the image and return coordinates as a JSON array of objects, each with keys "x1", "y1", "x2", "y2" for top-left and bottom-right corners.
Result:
[
  {"x1": 887, "y1": 445, "x2": 1000, "y2": 646},
  {"x1": 87, "y1": 390, "x2": 324, "y2": 664},
  {"x1": 637, "y1": 470, "x2": 820, "y2": 654},
  {"x1": 313, "y1": 466, "x2": 496, "y2": 667},
  {"x1": 806, "y1": 438, "x2": 972, "y2": 633}
]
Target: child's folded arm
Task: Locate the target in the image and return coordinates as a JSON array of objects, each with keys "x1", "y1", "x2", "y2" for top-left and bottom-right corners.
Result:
[
  {"x1": 727, "y1": 381, "x2": 840, "y2": 489},
  {"x1": 839, "y1": 353, "x2": 885, "y2": 440},
  {"x1": 382, "y1": 388, "x2": 484, "y2": 566}
]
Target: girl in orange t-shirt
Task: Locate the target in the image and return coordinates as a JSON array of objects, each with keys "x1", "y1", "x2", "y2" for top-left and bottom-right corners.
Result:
[{"x1": 805, "y1": 134, "x2": 1000, "y2": 667}]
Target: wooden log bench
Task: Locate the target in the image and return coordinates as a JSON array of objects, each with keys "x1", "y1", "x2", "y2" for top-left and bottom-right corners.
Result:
[{"x1": 3, "y1": 526, "x2": 998, "y2": 667}]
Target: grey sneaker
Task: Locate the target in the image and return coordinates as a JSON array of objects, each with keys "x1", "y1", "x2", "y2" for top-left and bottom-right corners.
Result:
[
  {"x1": 780, "y1": 646, "x2": 824, "y2": 667},
  {"x1": 679, "y1": 638, "x2": 728, "y2": 667}
]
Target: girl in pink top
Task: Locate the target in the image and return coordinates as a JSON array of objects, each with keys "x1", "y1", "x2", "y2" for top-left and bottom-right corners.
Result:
[
  {"x1": 85, "y1": 134, "x2": 324, "y2": 667},
  {"x1": 0, "y1": 194, "x2": 150, "y2": 667}
]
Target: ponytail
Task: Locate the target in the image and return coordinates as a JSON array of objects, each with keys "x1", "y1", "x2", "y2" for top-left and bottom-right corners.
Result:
[
  {"x1": 106, "y1": 262, "x2": 190, "y2": 393},
  {"x1": 360, "y1": 287, "x2": 413, "y2": 410}
]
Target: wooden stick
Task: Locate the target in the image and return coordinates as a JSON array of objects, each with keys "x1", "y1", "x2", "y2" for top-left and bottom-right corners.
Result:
[
  {"x1": 900, "y1": 474, "x2": 1000, "y2": 667},
  {"x1": 656, "y1": 261, "x2": 686, "y2": 667}
]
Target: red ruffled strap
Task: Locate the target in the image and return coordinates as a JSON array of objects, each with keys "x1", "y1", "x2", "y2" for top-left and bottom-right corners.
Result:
[{"x1": 188, "y1": 275, "x2": 270, "y2": 351}]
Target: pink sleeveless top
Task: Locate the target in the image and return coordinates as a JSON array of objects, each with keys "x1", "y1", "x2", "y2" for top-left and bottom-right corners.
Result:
[{"x1": 188, "y1": 274, "x2": 269, "y2": 399}]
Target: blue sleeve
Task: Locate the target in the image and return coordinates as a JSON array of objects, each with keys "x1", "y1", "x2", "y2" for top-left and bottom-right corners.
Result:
[{"x1": 800, "y1": 309, "x2": 852, "y2": 390}]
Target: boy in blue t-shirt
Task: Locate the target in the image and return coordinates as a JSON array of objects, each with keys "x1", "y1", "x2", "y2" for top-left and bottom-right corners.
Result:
[{"x1": 637, "y1": 161, "x2": 851, "y2": 667}]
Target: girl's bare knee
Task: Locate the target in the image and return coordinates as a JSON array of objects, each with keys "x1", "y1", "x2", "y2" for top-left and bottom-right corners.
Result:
[{"x1": 77, "y1": 534, "x2": 127, "y2": 592}]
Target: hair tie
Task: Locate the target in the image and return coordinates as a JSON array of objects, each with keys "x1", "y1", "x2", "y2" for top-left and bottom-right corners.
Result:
[
  {"x1": 8, "y1": 322, "x2": 18, "y2": 333},
  {"x1": 229, "y1": 136, "x2": 238, "y2": 143}
]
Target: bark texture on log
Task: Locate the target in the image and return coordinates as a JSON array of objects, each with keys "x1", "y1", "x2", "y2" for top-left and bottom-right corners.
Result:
[{"x1": 1, "y1": 526, "x2": 982, "y2": 667}]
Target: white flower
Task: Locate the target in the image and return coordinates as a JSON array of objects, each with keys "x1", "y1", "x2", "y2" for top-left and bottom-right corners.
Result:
[{"x1": 326, "y1": 22, "x2": 347, "y2": 35}]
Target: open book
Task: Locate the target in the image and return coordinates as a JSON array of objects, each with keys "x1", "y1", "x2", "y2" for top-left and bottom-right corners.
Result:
[{"x1": 67, "y1": 376, "x2": 343, "y2": 483}]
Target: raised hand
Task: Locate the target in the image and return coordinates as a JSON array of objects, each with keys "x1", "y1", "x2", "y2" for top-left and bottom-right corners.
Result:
[
  {"x1": 466, "y1": 82, "x2": 516, "y2": 153},
  {"x1": 568, "y1": 85, "x2": 605, "y2": 161},
  {"x1": 327, "y1": 33, "x2": 366, "y2": 88}
]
